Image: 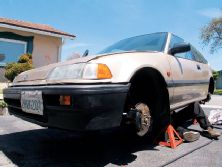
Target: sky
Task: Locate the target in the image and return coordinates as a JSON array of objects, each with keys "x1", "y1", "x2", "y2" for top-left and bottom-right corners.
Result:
[{"x1": 0, "y1": 0, "x2": 222, "y2": 70}]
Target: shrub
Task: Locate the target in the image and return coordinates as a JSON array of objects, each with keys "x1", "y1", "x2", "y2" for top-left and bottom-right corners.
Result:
[
  {"x1": 5, "y1": 53, "x2": 33, "y2": 82},
  {"x1": 18, "y1": 54, "x2": 30, "y2": 63},
  {"x1": 0, "y1": 100, "x2": 7, "y2": 108},
  {"x1": 213, "y1": 70, "x2": 219, "y2": 81},
  {"x1": 214, "y1": 89, "x2": 222, "y2": 95}
]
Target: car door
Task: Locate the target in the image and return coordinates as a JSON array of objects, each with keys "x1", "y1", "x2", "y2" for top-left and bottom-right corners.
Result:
[
  {"x1": 167, "y1": 34, "x2": 204, "y2": 110},
  {"x1": 191, "y1": 47, "x2": 210, "y2": 97}
]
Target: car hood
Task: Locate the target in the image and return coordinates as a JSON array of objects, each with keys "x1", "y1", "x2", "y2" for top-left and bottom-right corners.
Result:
[
  {"x1": 14, "y1": 55, "x2": 96, "y2": 84},
  {"x1": 13, "y1": 50, "x2": 159, "y2": 86}
]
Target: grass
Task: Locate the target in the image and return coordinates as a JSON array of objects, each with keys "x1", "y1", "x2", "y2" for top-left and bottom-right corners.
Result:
[{"x1": 214, "y1": 89, "x2": 222, "y2": 95}]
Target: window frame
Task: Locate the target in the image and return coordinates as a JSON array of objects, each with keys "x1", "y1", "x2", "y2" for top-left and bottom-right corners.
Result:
[
  {"x1": 168, "y1": 34, "x2": 208, "y2": 63},
  {"x1": 168, "y1": 34, "x2": 195, "y2": 61},
  {"x1": 0, "y1": 38, "x2": 27, "y2": 53},
  {"x1": 191, "y1": 46, "x2": 208, "y2": 64},
  {"x1": 0, "y1": 38, "x2": 28, "y2": 66}
]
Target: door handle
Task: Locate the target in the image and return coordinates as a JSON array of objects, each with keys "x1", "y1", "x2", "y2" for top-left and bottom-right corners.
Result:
[{"x1": 197, "y1": 64, "x2": 201, "y2": 70}]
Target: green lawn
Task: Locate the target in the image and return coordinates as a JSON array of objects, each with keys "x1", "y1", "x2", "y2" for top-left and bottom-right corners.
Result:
[{"x1": 214, "y1": 89, "x2": 222, "y2": 95}]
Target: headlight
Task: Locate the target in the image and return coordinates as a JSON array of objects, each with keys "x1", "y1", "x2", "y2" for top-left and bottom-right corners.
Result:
[
  {"x1": 47, "y1": 63, "x2": 85, "y2": 80},
  {"x1": 47, "y1": 63, "x2": 112, "y2": 81}
]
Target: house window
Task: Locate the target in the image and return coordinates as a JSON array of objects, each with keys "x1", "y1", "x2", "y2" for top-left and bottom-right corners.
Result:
[{"x1": 0, "y1": 38, "x2": 27, "y2": 66}]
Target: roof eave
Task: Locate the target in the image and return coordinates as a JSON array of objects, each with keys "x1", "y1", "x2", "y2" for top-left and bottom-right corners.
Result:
[{"x1": 0, "y1": 23, "x2": 75, "y2": 39}]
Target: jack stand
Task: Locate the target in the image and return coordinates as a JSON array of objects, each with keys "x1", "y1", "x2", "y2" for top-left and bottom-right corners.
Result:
[{"x1": 159, "y1": 124, "x2": 183, "y2": 149}]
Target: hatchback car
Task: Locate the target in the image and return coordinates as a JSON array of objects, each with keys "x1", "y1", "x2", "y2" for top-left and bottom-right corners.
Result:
[{"x1": 3, "y1": 32, "x2": 214, "y2": 136}]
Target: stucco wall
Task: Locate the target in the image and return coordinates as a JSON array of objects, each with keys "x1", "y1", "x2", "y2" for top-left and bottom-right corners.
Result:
[
  {"x1": 32, "y1": 34, "x2": 62, "y2": 67},
  {"x1": 0, "y1": 27, "x2": 62, "y2": 68}
]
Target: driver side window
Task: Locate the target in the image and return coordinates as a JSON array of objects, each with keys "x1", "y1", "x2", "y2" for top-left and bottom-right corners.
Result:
[{"x1": 169, "y1": 34, "x2": 194, "y2": 61}]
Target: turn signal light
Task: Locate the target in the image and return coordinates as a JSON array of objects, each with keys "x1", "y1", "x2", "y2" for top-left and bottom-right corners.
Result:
[
  {"x1": 60, "y1": 95, "x2": 71, "y2": 105},
  {"x1": 97, "y1": 64, "x2": 112, "y2": 79}
]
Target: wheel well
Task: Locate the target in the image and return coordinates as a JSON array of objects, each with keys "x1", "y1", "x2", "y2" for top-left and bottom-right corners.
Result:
[
  {"x1": 124, "y1": 67, "x2": 170, "y2": 133},
  {"x1": 130, "y1": 68, "x2": 167, "y2": 88},
  {"x1": 127, "y1": 67, "x2": 168, "y2": 108},
  {"x1": 209, "y1": 77, "x2": 214, "y2": 94}
]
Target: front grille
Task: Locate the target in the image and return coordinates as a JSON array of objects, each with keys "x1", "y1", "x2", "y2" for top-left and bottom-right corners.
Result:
[
  {"x1": 4, "y1": 98, "x2": 21, "y2": 108},
  {"x1": 8, "y1": 106, "x2": 47, "y2": 123},
  {"x1": 44, "y1": 94, "x2": 61, "y2": 106},
  {"x1": 5, "y1": 96, "x2": 47, "y2": 123},
  {"x1": 44, "y1": 95, "x2": 73, "y2": 109},
  {"x1": 5, "y1": 92, "x2": 73, "y2": 122}
]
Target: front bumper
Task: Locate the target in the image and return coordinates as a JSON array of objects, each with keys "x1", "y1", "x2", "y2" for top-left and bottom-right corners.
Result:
[{"x1": 3, "y1": 84, "x2": 130, "y2": 131}]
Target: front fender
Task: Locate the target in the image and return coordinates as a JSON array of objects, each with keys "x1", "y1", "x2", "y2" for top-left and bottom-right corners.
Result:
[{"x1": 89, "y1": 52, "x2": 172, "y2": 83}]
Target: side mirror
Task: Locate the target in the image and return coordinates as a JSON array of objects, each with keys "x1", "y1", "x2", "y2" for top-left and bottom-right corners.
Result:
[{"x1": 168, "y1": 43, "x2": 191, "y2": 55}]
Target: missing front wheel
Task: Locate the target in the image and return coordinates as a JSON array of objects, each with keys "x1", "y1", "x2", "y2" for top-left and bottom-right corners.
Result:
[{"x1": 125, "y1": 103, "x2": 152, "y2": 136}]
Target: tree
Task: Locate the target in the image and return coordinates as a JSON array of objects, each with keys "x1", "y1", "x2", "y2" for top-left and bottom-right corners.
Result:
[
  {"x1": 200, "y1": 16, "x2": 222, "y2": 53},
  {"x1": 5, "y1": 53, "x2": 33, "y2": 82},
  {"x1": 213, "y1": 70, "x2": 219, "y2": 81}
]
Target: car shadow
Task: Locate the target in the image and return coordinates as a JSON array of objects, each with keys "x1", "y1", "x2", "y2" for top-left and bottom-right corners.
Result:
[{"x1": 0, "y1": 128, "x2": 159, "y2": 167}]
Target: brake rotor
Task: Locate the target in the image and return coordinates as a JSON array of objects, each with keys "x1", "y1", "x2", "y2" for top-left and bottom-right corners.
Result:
[{"x1": 135, "y1": 103, "x2": 152, "y2": 136}]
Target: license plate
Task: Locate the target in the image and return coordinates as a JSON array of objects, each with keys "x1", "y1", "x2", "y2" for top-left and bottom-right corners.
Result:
[{"x1": 21, "y1": 91, "x2": 43, "y2": 115}]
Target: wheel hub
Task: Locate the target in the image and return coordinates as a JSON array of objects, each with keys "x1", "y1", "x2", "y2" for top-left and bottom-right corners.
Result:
[{"x1": 135, "y1": 103, "x2": 152, "y2": 136}]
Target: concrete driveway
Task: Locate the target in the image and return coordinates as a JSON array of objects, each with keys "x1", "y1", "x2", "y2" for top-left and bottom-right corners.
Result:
[{"x1": 0, "y1": 95, "x2": 221, "y2": 167}]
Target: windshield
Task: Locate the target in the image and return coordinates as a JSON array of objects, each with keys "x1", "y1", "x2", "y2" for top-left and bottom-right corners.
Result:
[{"x1": 99, "y1": 32, "x2": 167, "y2": 54}]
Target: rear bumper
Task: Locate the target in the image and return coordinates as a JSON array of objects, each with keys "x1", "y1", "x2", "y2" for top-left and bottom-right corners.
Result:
[{"x1": 3, "y1": 84, "x2": 130, "y2": 131}]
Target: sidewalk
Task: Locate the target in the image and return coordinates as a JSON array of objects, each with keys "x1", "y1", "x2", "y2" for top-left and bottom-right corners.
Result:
[
  {"x1": 201, "y1": 95, "x2": 222, "y2": 111},
  {"x1": 0, "y1": 151, "x2": 16, "y2": 167},
  {"x1": 205, "y1": 95, "x2": 222, "y2": 107}
]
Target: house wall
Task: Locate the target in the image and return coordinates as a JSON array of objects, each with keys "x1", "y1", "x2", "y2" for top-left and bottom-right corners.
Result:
[
  {"x1": 216, "y1": 71, "x2": 222, "y2": 89},
  {"x1": 0, "y1": 27, "x2": 62, "y2": 68}
]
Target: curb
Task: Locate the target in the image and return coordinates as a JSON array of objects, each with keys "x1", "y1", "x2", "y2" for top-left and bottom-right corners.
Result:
[
  {"x1": 0, "y1": 108, "x2": 9, "y2": 116},
  {"x1": 201, "y1": 105, "x2": 222, "y2": 109}
]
